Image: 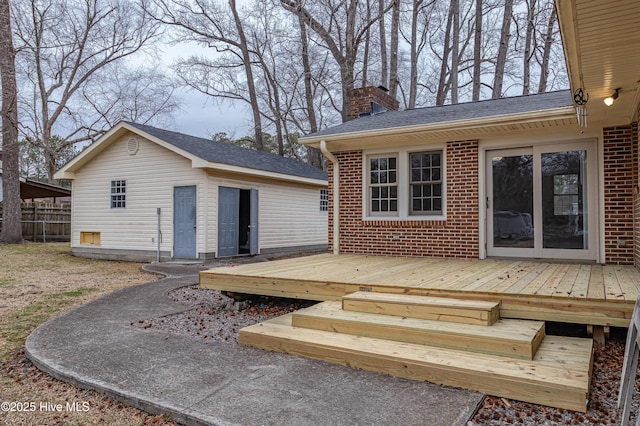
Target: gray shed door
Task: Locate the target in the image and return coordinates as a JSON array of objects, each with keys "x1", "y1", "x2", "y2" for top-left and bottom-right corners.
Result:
[
  {"x1": 249, "y1": 188, "x2": 259, "y2": 255},
  {"x1": 174, "y1": 186, "x2": 197, "y2": 258},
  {"x1": 218, "y1": 186, "x2": 240, "y2": 257}
]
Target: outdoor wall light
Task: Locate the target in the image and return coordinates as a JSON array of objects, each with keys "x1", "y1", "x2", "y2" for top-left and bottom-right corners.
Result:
[{"x1": 604, "y1": 88, "x2": 620, "y2": 106}]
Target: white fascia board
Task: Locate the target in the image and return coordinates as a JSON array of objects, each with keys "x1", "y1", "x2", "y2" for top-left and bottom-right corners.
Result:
[
  {"x1": 300, "y1": 107, "x2": 576, "y2": 146},
  {"x1": 196, "y1": 160, "x2": 327, "y2": 186}
]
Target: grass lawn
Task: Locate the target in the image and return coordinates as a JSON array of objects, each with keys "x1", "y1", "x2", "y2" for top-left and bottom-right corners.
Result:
[{"x1": 0, "y1": 243, "x2": 178, "y2": 425}]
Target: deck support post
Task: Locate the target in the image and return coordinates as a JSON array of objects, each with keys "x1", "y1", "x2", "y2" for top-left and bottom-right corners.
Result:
[{"x1": 587, "y1": 325, "x2": 609, "y2": 349}]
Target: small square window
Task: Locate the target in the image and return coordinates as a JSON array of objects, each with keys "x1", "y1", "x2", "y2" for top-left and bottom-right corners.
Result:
[
  {"x1": 320, "y1": 189, "x2": 328, "y2": 212},
  {"x1": 111, "y1": 180, "x2": 126, "y2": 209}
]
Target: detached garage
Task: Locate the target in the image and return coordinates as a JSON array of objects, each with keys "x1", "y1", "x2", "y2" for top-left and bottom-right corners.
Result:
[{"x1": 54, "y1": 121, "x2": 328, "y2": 261}]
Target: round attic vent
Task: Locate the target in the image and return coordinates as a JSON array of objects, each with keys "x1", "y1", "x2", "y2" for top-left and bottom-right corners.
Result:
[{"x1": 127, "y1": 137, "x2": 139, "y2": 155}]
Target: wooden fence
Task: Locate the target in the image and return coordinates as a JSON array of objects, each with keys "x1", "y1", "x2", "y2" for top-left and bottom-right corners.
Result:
[{"x1": 0, "y1": 202, "x2": 71, "y2": 242}]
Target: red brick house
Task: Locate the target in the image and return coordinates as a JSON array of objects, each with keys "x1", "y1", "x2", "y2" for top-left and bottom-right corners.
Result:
[{"x1": 300, "y1": 0, "x2": 640, "y2": 267}]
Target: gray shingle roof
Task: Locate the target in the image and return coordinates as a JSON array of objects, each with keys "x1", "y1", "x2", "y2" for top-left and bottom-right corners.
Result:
[
  {"x1": 304, "y1": 90, "x2": 573, "y2": 139},
  {"x1": 126, "y1": 122, "x2": 327, "y2": 181}
]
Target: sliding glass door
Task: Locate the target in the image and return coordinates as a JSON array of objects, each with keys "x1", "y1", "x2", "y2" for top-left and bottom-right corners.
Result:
[{"x1": 487, "y1": 142, "x2": 596, "y2": 260}]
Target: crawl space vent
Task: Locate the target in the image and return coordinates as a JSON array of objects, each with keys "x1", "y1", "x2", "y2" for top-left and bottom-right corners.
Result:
[{"x1": 127, "y1": 137, "x2": 139, "y2": 155}]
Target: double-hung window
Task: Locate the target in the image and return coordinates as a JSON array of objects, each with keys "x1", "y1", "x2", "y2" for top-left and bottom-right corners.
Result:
[
  {"x1": 410, "y1": 151, "x2": 442, "y2": 215},
  {"x1": 110, "y1": 179, "x2": 126, "y2": 209},
  {"x1": 365, "y1": 148, "x2": 445, "y2": 219},
  {"x1": 368, "y1": 155, "x2": 398, "y2": 215}
]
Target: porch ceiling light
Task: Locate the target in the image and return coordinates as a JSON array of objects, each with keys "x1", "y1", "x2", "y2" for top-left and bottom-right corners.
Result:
[{"x1": 604, "y1": 88, "x2": 620, "y2": 106}]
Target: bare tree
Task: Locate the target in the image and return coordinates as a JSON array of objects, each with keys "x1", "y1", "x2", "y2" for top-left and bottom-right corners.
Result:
[
  {"x1": 537, "y1": 4, "x2": 557, "y2": 93},
  {"x1": 436, "y1": 1, "x2": 454, "y2": 105},
  {"x1": 492, "y1": 0, "x2": 514, "y2": 98},
  {"x1": 0, "y1": 0, "x2": 22, "y2": 243},
  {"x1": 521, "y1": 0, "x2": 536, "y2": 95},
  {"x1": 80, "y1": 62, "x2": 179, "y2": 131},
  {"x1": 12, "y1": 0, "x2": 163, "y2": 182},
  {"x1": 449, "y1": 0, "x2": 460, "y2": 104},
  {"x1": 298, "y1": 10, "x2": 323, "y2": 168},
  {"x1": 379, "y1": 0, "x2": 388, "y2": 87},
  {"x1": 230, "y1": 0, "x2": 264, "y2": 151},
  {"x1": 472, "y1": 0, "x2": 483, "y2": 101},
  {"x1": 146, "y1": 0, "x2": 267, "y2": 151},
  {"x1": 281, "y1": 0, "x2": 393, "y2": 122},
  {"x1": 388, "y1": 0, "x2": 400, "y2": 98}
]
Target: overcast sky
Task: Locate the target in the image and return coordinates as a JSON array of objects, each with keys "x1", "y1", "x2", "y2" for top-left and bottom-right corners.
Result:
[{"x1": 158, "y1": 39, "x2": 253, "y2": 140}]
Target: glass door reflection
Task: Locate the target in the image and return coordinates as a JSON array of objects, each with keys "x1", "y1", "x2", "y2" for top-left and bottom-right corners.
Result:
[{"x1": 492, "y1": 154, "x2": 534, "y2": 249}]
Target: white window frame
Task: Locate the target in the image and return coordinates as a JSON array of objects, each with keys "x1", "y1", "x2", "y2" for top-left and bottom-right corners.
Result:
[
  {"x1": 366, "y1": 153, "x2": 399, "y2": 217},
  {"x1": 409, "y1": 150, "x2": 444, "y2": 216},
  {"x1": 320, "y1": 188, "x2": 328, "y2": 212},
  {"x1": 110, "y1": 179, "x2": 127, "y2": 209},
  {"x1": 362, "y1": 146, "x2": 447, "y2": 221}
]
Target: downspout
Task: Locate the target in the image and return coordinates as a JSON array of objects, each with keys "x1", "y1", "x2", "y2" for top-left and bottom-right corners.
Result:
[{"x1": 320, "y1": 140, "x2": 339, "y2": 254}]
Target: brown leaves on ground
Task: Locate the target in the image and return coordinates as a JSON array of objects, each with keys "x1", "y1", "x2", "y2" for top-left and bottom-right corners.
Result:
[
  {"x1": 471, "y1": 328, "x2": 639, "y2": 425},
  {"x1": 0, "y1": 242, "x2": 171, "y2": 426}
]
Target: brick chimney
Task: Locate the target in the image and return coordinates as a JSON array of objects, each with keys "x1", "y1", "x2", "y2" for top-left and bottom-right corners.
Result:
[{"x1": 348, "y1": 86, "x2": 399, "y2": 120}]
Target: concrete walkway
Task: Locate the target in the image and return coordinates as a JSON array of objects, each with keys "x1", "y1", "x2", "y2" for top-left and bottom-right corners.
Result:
[{"x1": 25, "y1": 262, "x2": 484, "y2": 426}]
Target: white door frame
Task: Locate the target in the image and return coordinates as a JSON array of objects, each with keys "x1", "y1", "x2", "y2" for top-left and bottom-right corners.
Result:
[{"x1": 484, "y1": 140, "x2": 598, "y2": 261}]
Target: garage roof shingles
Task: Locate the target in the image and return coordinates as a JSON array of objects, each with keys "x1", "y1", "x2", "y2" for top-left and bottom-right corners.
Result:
[{"x1": 127, "y1": 122, "x2": 327, "y2": 181}]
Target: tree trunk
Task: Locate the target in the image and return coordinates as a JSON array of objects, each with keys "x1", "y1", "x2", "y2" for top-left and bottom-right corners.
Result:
[
  {"x1": 538, "y1": 6, "x2": 556, "y2": 93},
  {"x1": 492, "y1": 0, "x2": 513, "y2": 99},
  {"x1": 522, "y1": 0, "x2": 536, "y2": 95},
  {"x1": 298, "y1": 12, "x2": 323, "y2": 168},
  {"x1": 0, "y1": 0, "x2": 23, "y2": 243},
  {"x1": 436, "y1": 1, "x2": 454, "y2": 106},
  {"x1": 388, "y1": 0, "x2": 400, "y2": 99},
  {"x1": 379, "y1": 0, "x2": 388, "y2": 87},
  {"x1": 450, "y1": 0, "x2": 460, "y2": 104},
  {"x1": 230, "y1": 0, "x2": 264, "y2": 151},
  {"x1": 362, "y1": 1, "x2": 371, "y2": 87},
  {"x1": 472, "y1": 0, "x2": 483, "y2": 101},
  {"x1": 408, "y1": 0, "x2": 423, "y2": 109}
]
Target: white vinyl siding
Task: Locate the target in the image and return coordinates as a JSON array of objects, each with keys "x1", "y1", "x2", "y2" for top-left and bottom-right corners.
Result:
[
  {"x1": 70, "y1": 131, "x2": 327, "y2": 258},
  {"x1": 207, "y1": 174, "x2": 327, "y2": 253},
  {"x1": 70, "y1": 134, "x2": 206, "y2": 255}
]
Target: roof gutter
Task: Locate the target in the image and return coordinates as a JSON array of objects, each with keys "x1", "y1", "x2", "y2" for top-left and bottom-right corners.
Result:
[
  {"x1": 300, "y1": 106, "x2": 576, "y2": 146},
  {"x1": 320, "y1": 140, "x2": 339, "y2": 254}
]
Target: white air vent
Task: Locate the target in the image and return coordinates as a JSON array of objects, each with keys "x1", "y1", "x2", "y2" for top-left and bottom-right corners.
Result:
[{"x1": 127, "y1": 137, "x2": 139, "y2": 155}]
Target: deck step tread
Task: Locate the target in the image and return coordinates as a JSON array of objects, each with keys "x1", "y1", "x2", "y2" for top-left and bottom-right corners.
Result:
[
  {"x1": 342, "y1": 291, "x2": 500, "y2": 325},
  {"x1": 292, "y1": 301, "x2": 544, "y2": 360},
  {"x1": 240, "y1": 314, "x2": 592, "y2": 412}
]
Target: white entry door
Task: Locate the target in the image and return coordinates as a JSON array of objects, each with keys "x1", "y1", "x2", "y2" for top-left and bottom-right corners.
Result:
[{"x1": 486, "y1": 141, "x2": 597, "y2": 260}]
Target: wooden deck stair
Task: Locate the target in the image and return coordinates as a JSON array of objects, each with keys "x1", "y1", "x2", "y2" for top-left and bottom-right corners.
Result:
[
  {"x1": 342, "y1": 291, "x2": 501, "y2": 325},
  {"x1": 240, "y1": 292, "x2": 594, "y2": 412}
]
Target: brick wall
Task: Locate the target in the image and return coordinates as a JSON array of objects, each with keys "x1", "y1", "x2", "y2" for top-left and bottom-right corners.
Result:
[
  {"x1": 328, "y1": 141, "x2": 479, "y2": 258},
  {"x1": 349, "y1": 86, "x2": 400, "y2": 120},
  {"x1": 604, "y1": 124, "x2": 638, "y2": 265}
]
